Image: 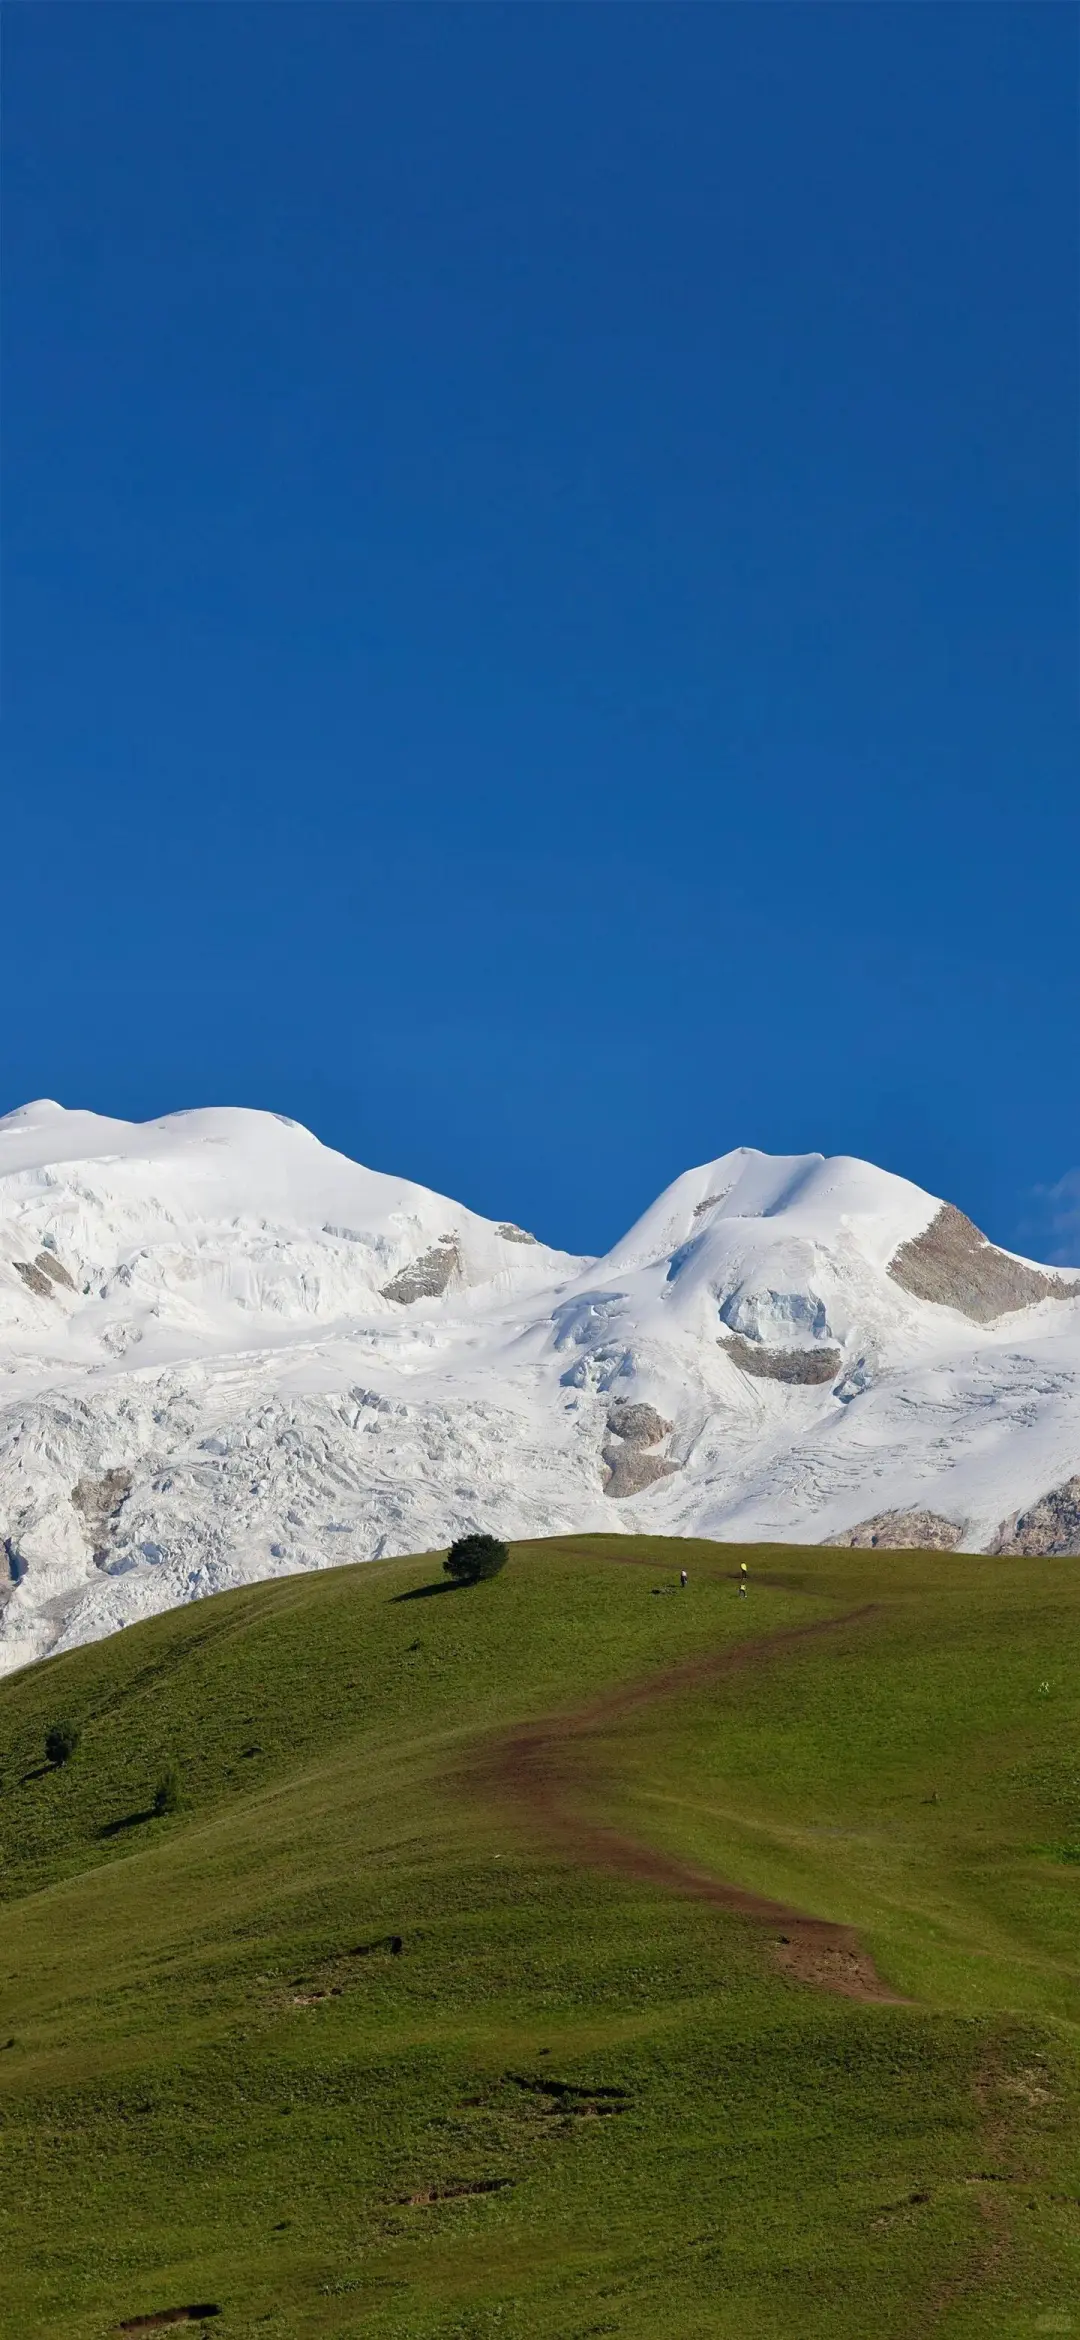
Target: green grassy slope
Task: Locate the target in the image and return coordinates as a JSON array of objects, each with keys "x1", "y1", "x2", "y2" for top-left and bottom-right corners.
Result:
[{"x1": 0, "y1": 1536, "x2": 1077, "y2": 2339}]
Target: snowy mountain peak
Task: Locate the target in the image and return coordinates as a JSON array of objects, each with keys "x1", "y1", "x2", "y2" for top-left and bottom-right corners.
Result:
[
  {"x1": 0, "y1": 1102, "x2": 584, "y2": 1373},
  {"x1": 0, "y1": 1104, "x2": 1076, "y2": 1675},
  {"x1": 599, "y1": 1147, "x2": 939, "y2": 1278}
]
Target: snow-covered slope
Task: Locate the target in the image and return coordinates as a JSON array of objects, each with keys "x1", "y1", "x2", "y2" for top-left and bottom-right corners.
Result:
[{"x1": 1, "y1": 1101, "x2": 1077, "y2": 1672}]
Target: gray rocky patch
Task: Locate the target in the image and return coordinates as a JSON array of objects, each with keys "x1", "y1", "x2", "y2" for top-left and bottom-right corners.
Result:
[
  {"x1": 824, "y1": 1509, "x2": 964, "y2": 1551},
  {"x1": 720, "y1": 1335, "x2": 841, "y2": 1386},
  {"x1": 606, "y1": 1402, "x2": 673, "y2": 1447},
  {"x1": 988, "y1": 1476, "x2": 1080, "y2": 1557},
  {"x1": 72, "y1": 1467, "x2": 134, "y2": 1566},
  {"x1": 13, "y1": 1260, "x2": 55, "y2": 1301},
  {"x1": 602, "y1": 1448, "x2": 679, "y2": 1499},
  {"x1": 34, "y1": 1250, "x2": 76, "y2": 1291},
  {"x1": 380, "y1": 1240, "x2": 460, "y2": 1305},
  {"x1": 888, "y1": 1204, "x2": 1068, "y2": 1323},
  {"x1": 601, "y1": 1400, "x2": 680, "y2": 1500},
  {"x1": 496, "y1": 1223, "x2": 538, "y2": 1245},
  {"x1": 692, "y1": 1194, "x2": 724, "y2": 1220}
]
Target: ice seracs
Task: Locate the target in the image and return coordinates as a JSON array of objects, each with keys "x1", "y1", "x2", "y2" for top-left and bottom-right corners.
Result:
[{"x1": 0, "y1": 1104, "x2": 1077, "y2": 1674}]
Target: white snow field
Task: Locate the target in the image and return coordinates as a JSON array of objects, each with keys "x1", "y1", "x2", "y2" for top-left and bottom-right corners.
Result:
[{"x1": 0, "y1": 1099, "x2": 1077, "y2": 1673}]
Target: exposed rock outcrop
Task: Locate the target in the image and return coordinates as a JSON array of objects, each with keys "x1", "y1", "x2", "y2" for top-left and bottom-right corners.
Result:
[
  {"x1": 601, "y1": 1400, "x2": 680, "y2": 1499},
  {"x1": 825, "y1": 1509, "x2": 964, "y2": 1551},
  {"x1": 35, "y1": 1250, "x2": 76, "y2": 1291},
  {"x1": 988, "y1": 1476, "x2": 1080, "y2": 1557},
  {"x1": 71, "y1": 1468, "x2": 134, "y2": 1566},
  {"x1": 496, "y1": 1223, "x2": 538, "y2": 1245},
  {"x1": 13, "y1": 1260, "x2": 55, "y2": 1300},
  {"x1": 606, "y1": 1402, "x2": 672, "y2": 1447},
  {"x1": 602, "y1": 1449, "x2": 678, "y2": 1500},
  {"x1": 380, "y1": 1240, "x2": 460, "y2": 1305},
  {"x1": 888, "y1": 1205, "x2": 1067, "y2": 1323},
  {"x1": 720, "y1": 1335, "x2": 841, "y2": 1386}
]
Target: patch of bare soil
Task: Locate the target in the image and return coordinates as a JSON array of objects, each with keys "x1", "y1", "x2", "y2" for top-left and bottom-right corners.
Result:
[
  {"x1": 720, "y1": 1334, "x2": 841, "y2": 1385},
  {"x1": 824, "y1": 1508, "x2": 964, "y2": 1552},
  {"x1": 989, "y1": 1475, "x2": 1080, "y2": 1557},
  {"x1": 505, "y1": 2073, "x2": 630, "y2": 2114},
  {"x1": 264, "y1": 1934, "x2": 404, "y2": 2012},
  {"x1": 888, "y1": 1204, "x2": 1068, "y2": 1322},
  {"x1": 392, "y1": 2074, "x2": 632, "y2": 2219},
  {"x1": 473, "y1": 1607, "x2": 903, "y2": 2004},
  {"x1": 402, "y1": 2178, "x2": 513, "y2": 2207},
  {"x1": 118, "y1": 2311, "x2": 220, "y2": 2333}
]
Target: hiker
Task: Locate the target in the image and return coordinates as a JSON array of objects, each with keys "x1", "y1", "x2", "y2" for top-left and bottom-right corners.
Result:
[{"x1": 680, "y1": 1568, "x2": 688, "y2": 1589}]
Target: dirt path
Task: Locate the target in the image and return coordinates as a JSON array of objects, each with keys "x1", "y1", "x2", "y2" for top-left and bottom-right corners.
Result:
[{"x1": 475, "y1": 1603, "x2": 905, "y2": 2004}]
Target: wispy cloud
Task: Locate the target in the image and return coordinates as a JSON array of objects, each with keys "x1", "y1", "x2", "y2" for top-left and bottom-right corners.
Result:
[{"x1": 1025, "y1": 1171, "x2": 1080, "y2": 1269}]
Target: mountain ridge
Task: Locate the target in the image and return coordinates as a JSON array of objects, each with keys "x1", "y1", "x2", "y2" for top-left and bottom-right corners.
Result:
[{"x1": 1, "y1": 1100, "x2": 1077, "y2": 1672}]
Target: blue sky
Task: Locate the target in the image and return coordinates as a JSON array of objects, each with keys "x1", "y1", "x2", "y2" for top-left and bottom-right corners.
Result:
[{"x1": 5, "y1": 4, "x2": 1077, "y2": 1257}]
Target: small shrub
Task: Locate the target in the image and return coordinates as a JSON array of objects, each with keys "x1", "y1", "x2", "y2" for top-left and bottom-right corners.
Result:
[
  {"x1": 153, "y1": 1763, "x2": 183, "y2": 1816},
  {"x1": 443, "y1": 1534, "x2": 510, "y2": 1585},
  {"x1": 45, "y1": 1721, "x2": 80, "y2": 1768}
]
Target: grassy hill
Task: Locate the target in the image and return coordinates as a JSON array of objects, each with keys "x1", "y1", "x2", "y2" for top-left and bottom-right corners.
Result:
[{"x1": 0, "y1": 1534, "x2": 1077, "y2": 2339}]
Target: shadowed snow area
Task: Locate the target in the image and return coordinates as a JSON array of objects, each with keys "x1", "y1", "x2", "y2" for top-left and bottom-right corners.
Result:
[{"x1": 0, "y1": 1102, "x2": 1077, "y2": 1671}]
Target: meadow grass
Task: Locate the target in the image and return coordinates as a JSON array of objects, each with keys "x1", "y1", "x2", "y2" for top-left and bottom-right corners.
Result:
[{"x1": 0, "y1": 1534, "x2": 1077, "y2": 2338}]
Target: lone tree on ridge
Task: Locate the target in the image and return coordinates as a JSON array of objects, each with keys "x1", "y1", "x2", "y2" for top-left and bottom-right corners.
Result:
[{"x1": 443, "y1": 1533, "x2": 510, "y2": 1585}]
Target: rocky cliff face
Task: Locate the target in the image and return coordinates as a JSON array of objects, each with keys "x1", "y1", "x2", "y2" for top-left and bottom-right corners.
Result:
[
  {"x1": 988, "y1": 1477, "x2": 1080, "y2": 1557},
  {"x1": 888, "y1": 1204, "x2": 1066, "y2": 1322}
]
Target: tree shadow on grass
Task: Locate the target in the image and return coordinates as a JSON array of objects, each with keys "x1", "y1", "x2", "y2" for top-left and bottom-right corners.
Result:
[
  {"x1": 98, "y1": 1808, "x2": 156, "y2": 1838},
  {"x1": 391, "y1": 1580, "x2": 464, "y2": 1604}
]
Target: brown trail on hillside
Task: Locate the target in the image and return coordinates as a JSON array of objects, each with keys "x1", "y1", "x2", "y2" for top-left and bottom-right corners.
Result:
[{"x1": 475, "y1": 1601, "x2": 906, "y2": 2004}]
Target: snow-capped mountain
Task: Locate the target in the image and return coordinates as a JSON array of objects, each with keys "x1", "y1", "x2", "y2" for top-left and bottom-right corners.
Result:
[{"x1": 1, "y1": 1099, "x2": 1077, "y2": 1674}]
